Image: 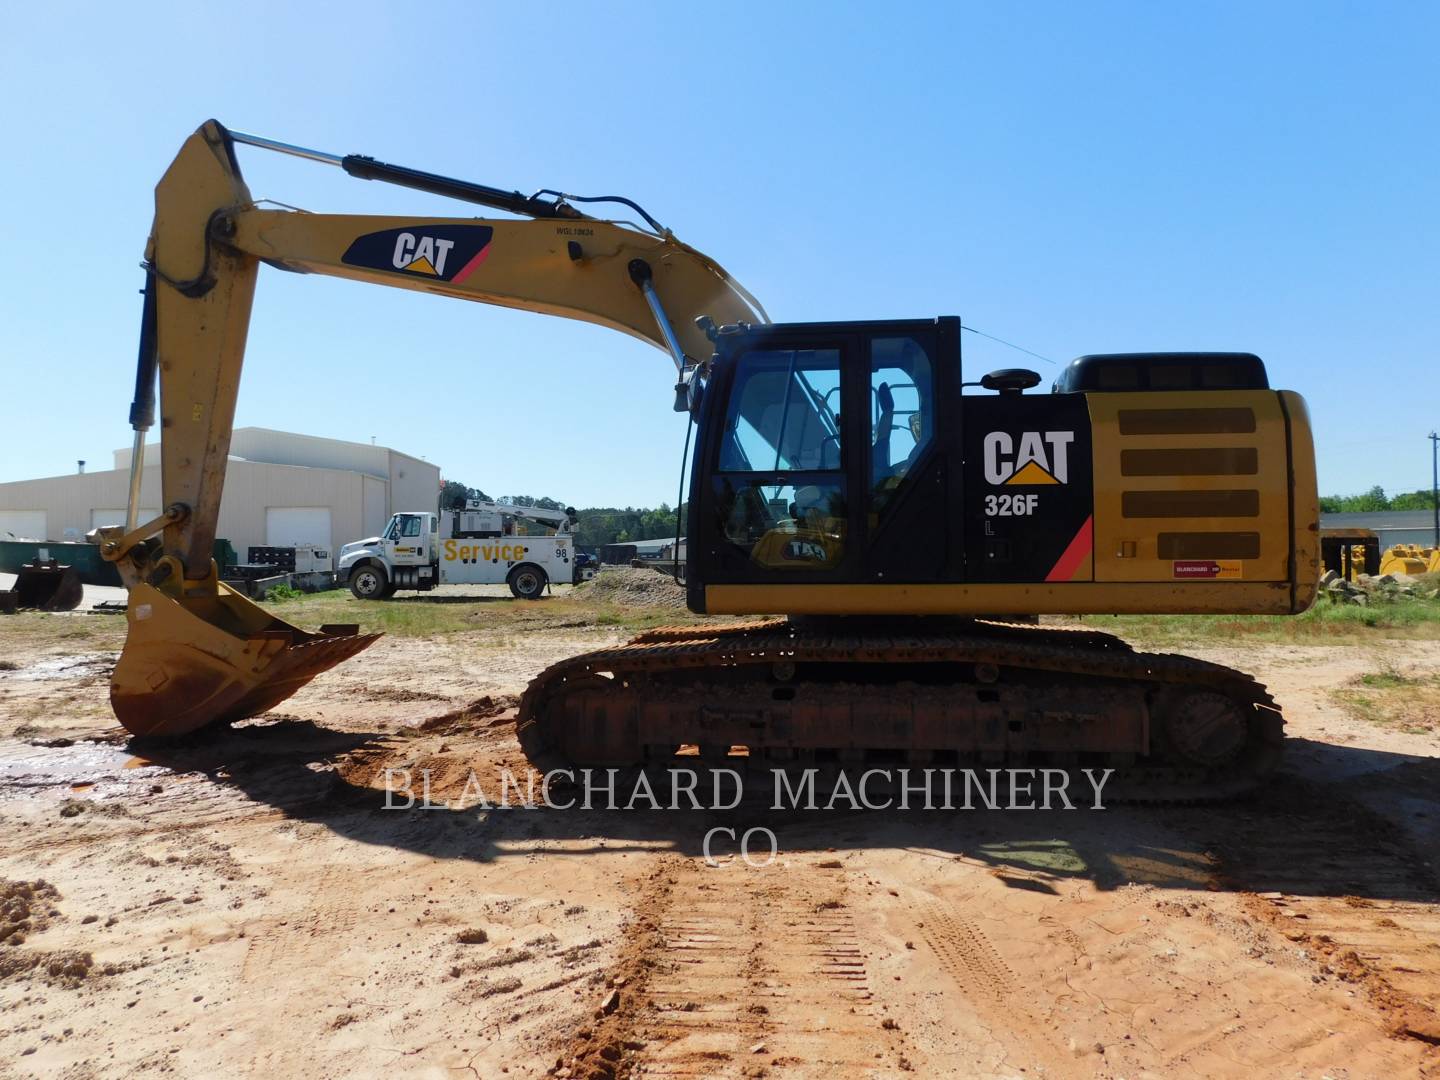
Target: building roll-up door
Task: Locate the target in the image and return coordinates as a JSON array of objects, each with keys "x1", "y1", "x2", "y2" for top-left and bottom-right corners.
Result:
[
  {"x1": 0, "y1": 511, "x2": 48, "y2": 540},
  {"x1": 265, "y1": 507, "x2": 332, "y2": 548}
]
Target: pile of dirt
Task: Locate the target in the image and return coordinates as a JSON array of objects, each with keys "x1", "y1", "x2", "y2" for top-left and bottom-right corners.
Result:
[
  {"x1": 574, "y1": 566, "x2": 687, "y2": 609},
  {"x1": 0, "y1": 878, "x2": 61, "y2": 946},
  {"x1": 419, "y1": 694, "x2": 519, "y2": 734},
  {"x1": 0, "y1": 947, "x2": 94, "y2": 988}
]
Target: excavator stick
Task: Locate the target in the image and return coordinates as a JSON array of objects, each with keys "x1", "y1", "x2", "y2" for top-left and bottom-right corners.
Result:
[
  {"x1": 111, "y1": 581, "x2": 377, "y2": 737},
  {"x1": 103, "y1": 122, "x2": 386, "y2": 738},
  {"x1": 1, "y1": 559, "x2": 84, "y2": 612}
]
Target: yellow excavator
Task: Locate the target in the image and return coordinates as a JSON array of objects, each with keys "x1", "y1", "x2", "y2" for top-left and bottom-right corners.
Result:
[{"x1": 95, "y1": 121, "x2": 1318, "y2": 798}]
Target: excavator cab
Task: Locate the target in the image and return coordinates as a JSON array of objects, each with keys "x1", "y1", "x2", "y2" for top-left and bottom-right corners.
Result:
[{"x1": 684, "y1": 319, "x2": 1316, "y2": 619}]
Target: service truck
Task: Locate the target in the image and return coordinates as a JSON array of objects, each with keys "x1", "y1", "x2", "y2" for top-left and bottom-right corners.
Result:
[{"x1": 337, "y1": 500, "x2": 590, "y2": 600}]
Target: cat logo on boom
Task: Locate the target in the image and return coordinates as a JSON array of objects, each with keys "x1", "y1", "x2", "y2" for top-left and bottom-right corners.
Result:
[
  {"x1": 983, "y1": 430, "x2": 1074, "y2": 486},
  {"x1": 340, "y1": 224, "x2": 494, "y2": 283},
  {"x1": 391, "y1": 233, "x2": 453, "y2": 276}
]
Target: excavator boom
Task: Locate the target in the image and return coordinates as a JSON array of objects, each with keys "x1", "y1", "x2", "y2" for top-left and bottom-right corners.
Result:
[{"x1": 100, "y1": 120, "x2": 764, "y2": 736}]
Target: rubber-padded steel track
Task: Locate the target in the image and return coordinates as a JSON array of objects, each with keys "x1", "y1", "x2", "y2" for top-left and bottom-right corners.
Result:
[{"x1": 516, "y1": 620, "x2": 1283, "y2": 803}]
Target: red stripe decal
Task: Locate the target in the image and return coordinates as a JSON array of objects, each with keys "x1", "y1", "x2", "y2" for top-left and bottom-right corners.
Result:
[
  {"x1": 1044, "y1": 515, "x2": 1093, "y2": 582},
  {"x1": 451, "y1": 244, "x2": 492, "y2": 283}
]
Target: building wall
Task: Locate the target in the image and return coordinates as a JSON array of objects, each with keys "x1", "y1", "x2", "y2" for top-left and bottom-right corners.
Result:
[
  {"x1": 0, "y1": 461, "x2": 370, "y2": 556},
  {"x1": 216, "y1": 461, "x2": 366, "y2": 555},
  {"x1": 362, "y1": 475, "x2": 389, "y2": 540},
  {"x1": 231, "y1": 428, "x2": 392, "y2": 479},
  {"x1": 1320, "y1": 512, "x2": 1438, "y2": 551},
  {"x1": 112, "y1": 427, "x2": 440, "y2": 523},
  {"x1": 387, "y1": 449, "x2": 440, "y2": 515},
  {"x1": 0, "y1": 466, "x2": 163, "y2": 542},
  {"x1": 115, "y1": 427, "x2": 391, "y2": 478}
]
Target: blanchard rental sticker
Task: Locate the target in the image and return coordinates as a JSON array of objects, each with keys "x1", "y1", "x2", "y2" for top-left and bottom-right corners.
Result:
[{"x1": 1172, "y1": 560, "x2": 1244, "y2": 579}]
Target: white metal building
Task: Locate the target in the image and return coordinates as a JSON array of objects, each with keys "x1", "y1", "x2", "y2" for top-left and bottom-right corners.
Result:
[
  {"x1": 0, "y1": 428, "x2": 440, "y2": 557},
  {"x1": 1320, "y1": 510, "x2": 1438, "y2": 550}
]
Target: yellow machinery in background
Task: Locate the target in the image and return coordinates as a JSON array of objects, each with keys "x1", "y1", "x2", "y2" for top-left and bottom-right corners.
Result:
[{"x1": 1380, "y1": 545, "x2": 1440, "y2": 576}]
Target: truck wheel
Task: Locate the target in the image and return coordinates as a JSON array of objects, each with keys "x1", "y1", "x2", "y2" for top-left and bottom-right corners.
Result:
[
  {"x1": 349, "y1": 564, "x2": 391, "y2": 601},
  {"x1": 508, "y1": 564, "x2": 547, "y2": 600}
]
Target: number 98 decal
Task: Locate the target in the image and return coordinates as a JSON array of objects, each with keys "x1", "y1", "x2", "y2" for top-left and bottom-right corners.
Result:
[{"x1": 984, "y1": 493, "x2": 1039, "y2": 517}]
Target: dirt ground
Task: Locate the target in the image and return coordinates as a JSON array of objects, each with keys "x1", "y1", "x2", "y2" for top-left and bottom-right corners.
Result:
[{"x1": 2, "y1": 577, "x2": 1440, "y2": 1078}]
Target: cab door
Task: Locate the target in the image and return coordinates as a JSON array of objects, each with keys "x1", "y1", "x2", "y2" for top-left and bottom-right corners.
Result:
[
  {"x1": 696, "y1": 330, "x2": 863, "y2": 585},
  {"x1": 860, "y1": 319, "x2": 960, "y2": 583}
]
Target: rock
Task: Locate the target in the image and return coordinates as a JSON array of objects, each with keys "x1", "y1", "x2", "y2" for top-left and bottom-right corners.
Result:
[
  {"x1": 1320, "y1": 569, "x2": 1339, "y2": 587},
  {"x1": 750, "y1": 1042, "x2": 766, "y2": 1054},
  {"x1": 1402, "y1": 1007, "x2": 1440, "y2": 1044},
  {"x1": 598, "y1": 989, "x2": 620, "y2": 1016}
]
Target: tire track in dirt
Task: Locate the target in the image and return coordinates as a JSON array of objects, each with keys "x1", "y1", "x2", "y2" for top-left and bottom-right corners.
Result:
[
  {"x1": 554, "y1": 852, "x2": 912, "y2": 1079},
  {"x1": 912, "y1": 900, "x2": 1014, "y2": 1004}
]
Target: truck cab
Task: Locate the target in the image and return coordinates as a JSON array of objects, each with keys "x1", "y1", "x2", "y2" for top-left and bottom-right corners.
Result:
[
  {"x1": 337, "y1": 512, "x2": 440, "y2": 599},
  {"x1": 338, "y1": 503, "x2": 590, "y2": 601}
]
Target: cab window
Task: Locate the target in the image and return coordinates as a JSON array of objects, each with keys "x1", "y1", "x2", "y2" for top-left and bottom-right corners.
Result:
[
  {"x1": 713, "y1": 346, "x2": 847, "y2": 571},
  {"x1": 713, "y1": 479, "x2": 846, "y2": 572},
  {"x1": 718, "y1": 348, "x2": 842, "y2": 472},
  {"x1": 870, "y1": 335, "x2": 935, "y2": 517}
]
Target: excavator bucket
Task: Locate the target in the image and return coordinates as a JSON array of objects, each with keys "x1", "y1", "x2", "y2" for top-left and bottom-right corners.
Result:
[
  {"x1": 2, "y1": 559, "x2": 84, "y2": 612},
  {"x1": 110, "y1": 581, "x2": 380, "y2": 737}
]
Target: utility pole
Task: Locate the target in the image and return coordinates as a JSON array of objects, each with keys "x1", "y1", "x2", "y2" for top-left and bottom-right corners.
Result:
[{"x1": 1431, "y1": 430, "x2": 1439, "y2": 548}]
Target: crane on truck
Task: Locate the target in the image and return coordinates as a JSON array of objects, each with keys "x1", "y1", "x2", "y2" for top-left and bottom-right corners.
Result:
[
  {"x1": 339, "y1": 498, "x2": 589, "y2": 600},
  {"x1": 93, "y1": 121, "x2": 1318, "y2": 799}
]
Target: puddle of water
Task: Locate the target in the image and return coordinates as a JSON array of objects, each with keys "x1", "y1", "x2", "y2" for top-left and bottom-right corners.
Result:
[
  {"x1": 2, "y1": 653, "x2": 114, "y2": 682},
  {"x1": 0, "y1": 739, "x2": 168, "y2": 796}
]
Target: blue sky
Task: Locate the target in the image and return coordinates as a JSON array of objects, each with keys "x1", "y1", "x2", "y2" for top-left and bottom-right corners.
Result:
[{"x1": 3, "y1": 2, "x2": 1436, "y2": 506}]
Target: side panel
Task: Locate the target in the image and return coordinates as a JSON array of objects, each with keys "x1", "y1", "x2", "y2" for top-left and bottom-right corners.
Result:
[
  {"x1": 962, "y1": 394, "x2": 1094, "y2": 582},
  {"x1": 1280, "y1": 391, "x2": 1319, "y2": 611},
  {"x1": 1088, "y1": 390, "x2": 1291, "y2": 583},
  {"x1": 439, "y1": 537, "x2": 573, "y2": 584}
]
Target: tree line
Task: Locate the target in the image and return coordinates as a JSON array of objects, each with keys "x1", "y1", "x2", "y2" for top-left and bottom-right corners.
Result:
[
  {"x1": 440, "y1": 481, "x2": 684, "y2": 548},
  {"x1": 1320, "y1": 487, "x2": 1437, "y2": 513}
]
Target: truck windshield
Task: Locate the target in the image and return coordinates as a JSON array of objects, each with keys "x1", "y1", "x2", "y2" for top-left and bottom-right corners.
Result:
[{"x1": 385, "y1": 515, "x2": 423, "y2": 540}]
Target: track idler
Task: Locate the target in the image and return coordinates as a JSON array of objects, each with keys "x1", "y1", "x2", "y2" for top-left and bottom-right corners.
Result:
[{"x1": 110, "y1": 581, "x2": 379, "y2": 737}]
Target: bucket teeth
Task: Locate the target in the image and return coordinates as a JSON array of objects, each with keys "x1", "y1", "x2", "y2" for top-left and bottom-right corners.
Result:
[{"x1": 109, "y1": 583, "x2": 380, "y2": 738}]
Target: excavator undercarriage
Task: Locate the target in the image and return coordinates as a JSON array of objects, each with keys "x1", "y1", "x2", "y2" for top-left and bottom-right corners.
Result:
[{"x1": 517, "y1": 618, "x2": 1283, "y2": 802}]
